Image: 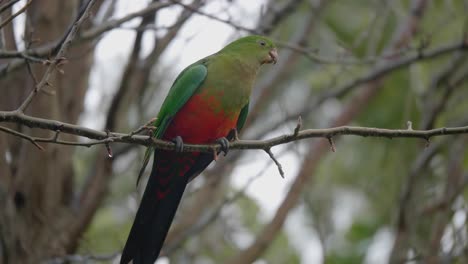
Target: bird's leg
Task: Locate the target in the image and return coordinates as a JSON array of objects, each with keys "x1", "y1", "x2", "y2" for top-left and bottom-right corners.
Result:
[
  {"x1": 215, "y1": 137, "x2": 230, "y2": 156},
  {"x1": 171, "y1": 136, "x2": 184, "y2": 153},
  {"x1": 215, "y1": 128, "x2": 239, "y2": 157},
  {"x1": 228, "y1": 128, "x2": 239, "y2": 141}
]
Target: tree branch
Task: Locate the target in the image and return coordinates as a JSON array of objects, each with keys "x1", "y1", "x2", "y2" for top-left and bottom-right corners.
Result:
[
  {"x1": 0, "y1": 0, "x2": 21, "y2": 15},
  {"x1": 0, "y1": 125, "x2": 44, "y2": 150},
  {"x1": 0, "y1": 2, "x2": 172, "y2": 68},
  {"x1": 79, "y1": 1, "x2": 172, "y2": 41},
  {"x1": 1, "y1": 110, "x2": 468, "y2": 153},
  {"x1": 0, "y1": 0, "x2": 31, "y2": 29},
  {"x1": 15, "y1": 0, "x2": 97, "y2": 113},
  {"x1": 169, "y1": 0, "x2": 258, "y2": 34}
]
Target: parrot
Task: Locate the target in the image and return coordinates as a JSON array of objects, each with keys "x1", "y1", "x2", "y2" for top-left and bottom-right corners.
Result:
[{"x1": 120, "y1": 35, "x2": 278, "y2": 264}]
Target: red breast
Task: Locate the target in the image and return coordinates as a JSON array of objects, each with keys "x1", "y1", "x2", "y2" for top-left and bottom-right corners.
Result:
[{"x1": 163, "y1": 90, "x2": 239, "y2": 143}]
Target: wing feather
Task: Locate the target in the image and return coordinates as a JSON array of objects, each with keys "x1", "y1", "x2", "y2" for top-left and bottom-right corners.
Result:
[{"x1": 137, "y1": 63, "x2": 207, "y2": 184}]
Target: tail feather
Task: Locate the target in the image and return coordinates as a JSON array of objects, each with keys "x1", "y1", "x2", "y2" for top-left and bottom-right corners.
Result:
[
  {"x1": 120, "y1": 151, "x2": 189, "y2": 264},
  {"x1": 120, "y1": 150, "x2": 214, "y2": 264}
]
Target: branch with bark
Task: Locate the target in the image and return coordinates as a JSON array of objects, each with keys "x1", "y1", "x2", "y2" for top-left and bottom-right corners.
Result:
[{"x1": 1, "y1": 110, "x2": 468, "y2": 152}]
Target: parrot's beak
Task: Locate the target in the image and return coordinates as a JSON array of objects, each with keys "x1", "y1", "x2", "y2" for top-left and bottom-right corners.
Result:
[{"x1": 268, "y1": 48, "x2": 278, "y2": 64}]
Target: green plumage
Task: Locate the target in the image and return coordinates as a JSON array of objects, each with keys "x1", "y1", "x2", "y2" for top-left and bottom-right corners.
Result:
[{"x1": 137, "y1": 35, "x2": 276, "y2": 182}]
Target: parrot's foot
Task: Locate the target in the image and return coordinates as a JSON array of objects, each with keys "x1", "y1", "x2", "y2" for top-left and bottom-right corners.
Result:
[
  {"x1": 171, "y1": 136, "x2": 184, "y2": 152},
  {"x1": 215, "y1": 137, "x2": 230, "y2": 156},
  {"x1": 228, "y1": 128, "x2": 239, "y2": 141}
]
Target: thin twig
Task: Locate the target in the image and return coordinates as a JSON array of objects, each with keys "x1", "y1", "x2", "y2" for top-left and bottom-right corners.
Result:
[
  {"x1": 0, "y1": 2, "x2": 172, "y2": 73},
  {"x1": 327, "y1": 136, "x2": 336, "y2": 152},
  {"x1": 0, "y1": 0, "x2": 31, "y2": 29},
  {"x1": 420, "y1": 173, "x2": 468, "y2": 215},
  {"x1": 104, "y1": 129, "x2": 113, "y2": 158},
  {"x1": 0, "y1": 0, "x2": 21, "y2": 14},
  {"x1": 25, "y1": 61, "x2": 40, "y2": 89},
  {"x1": 15, "y1": 0, "x2": 97, "y2": 112},
  {"x1": 293, "y1": 116, "x2": 302, "y2": 137},
  {"x1": 169, "y1": 0, "x2": 258, "y2": 34},
  {"x1": 0, "y1": 125, "x2": 44, "y2": 150},
  {"x1": 79, "y1": 2, "x2": 172, "y2": 41},
  {"x1": 123, "y1": 117, "x2": 157, "y2": 138},
  {"x1": 0, "y1": 49, "x2": 45, "y2": 62},
  {"x1": 264, "y1": 148, "x2": 284, "y2": 178}
]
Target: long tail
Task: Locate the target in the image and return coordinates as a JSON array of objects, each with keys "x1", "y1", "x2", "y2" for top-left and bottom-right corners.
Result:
[
  {"x1": 120, "y1": 150, "x2": 213, "y2": 264},
  {"x1": 120, "y1": 150, "x2": 191, "y2": 264}
]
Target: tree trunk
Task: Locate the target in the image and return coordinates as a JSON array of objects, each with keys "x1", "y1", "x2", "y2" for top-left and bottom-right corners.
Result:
[{"x1": 0, "y1": 1, "x2": 99, "y2": 262}]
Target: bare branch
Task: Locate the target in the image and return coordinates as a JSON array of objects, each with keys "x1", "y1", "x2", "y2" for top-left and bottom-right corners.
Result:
[
  {"x1": 327, "y1": 136, "x2": 336, "y2": 152},
  {"x1": 16, "y1": 0, "x2": 97, "y2": 112},
  {"x1": 264, "y1": 148, "x2": 284, "y2": 178},
  {"x1": 0, "y1": 125, "x2": 43, "y2": 150},
  {"x1": 0, "y1": 0, "x2": 31, "y2": 29},
  {"x1": 1, "y1": 111, "x2": 468, "y2": 153},
  {"x1": 324, "y1": 39, "x2": 467, "y2": 102},
  {"x1": 420, "y1": 173, "x2": 468, "y2": 215},
  {"x1": 0, "y1": 49, "x2": 45, "y2": 62},
  {"x1": 0, "y1": 2, "x2": 172, "y2": 74},
  {"x1": 79, "y1": 2, "x2": 172, "y2": 41},
  {"x1": 0, "y1": 0, "x2": 21, "y2": 14},
  {"x1": 420, "y1": 54, "x2": 468, "y2": 129},
  {"x1": 293, "y1": 116, "x2": 302, "y2": 137},
  {"x1": 124, "y1": 117, "x2": 157, "y2": 138},
  {"x1": 169, "y1": 0, "x2": 258, "y2": 34},
  {"x1": 257, "y1": 0, "x2": 304, "y2": 35}
]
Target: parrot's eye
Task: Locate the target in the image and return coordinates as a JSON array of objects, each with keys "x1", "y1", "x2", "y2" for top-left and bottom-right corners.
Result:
[{"x1": 259, "y1": 40, "x2": 266, "y2": 46}]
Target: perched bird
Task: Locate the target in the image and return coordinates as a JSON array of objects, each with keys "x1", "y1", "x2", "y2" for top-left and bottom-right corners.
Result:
[{"x1": 120, "y1": 35, "x2": 277, "y2": 264}]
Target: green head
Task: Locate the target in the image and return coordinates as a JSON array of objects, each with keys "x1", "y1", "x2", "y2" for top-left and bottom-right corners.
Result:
[{"x1": 221, "y1": 35, "x2": 278, "y2": 65}]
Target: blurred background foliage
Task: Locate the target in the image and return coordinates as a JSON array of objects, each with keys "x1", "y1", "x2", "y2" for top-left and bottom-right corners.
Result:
[{"x1": 1, "y1": 0, "x2": 468, "y2": 263}]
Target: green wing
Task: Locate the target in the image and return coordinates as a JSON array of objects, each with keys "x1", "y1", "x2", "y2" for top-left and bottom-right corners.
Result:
[
  {"x1": 153, "y1": 63, "x2": 207, "y2": 138},
  {"x1": 236, "y1": 101, "x2": 249, "y2": 131},
  {"x1": 137, "y1": 63, "x2": 207, "y2": 184}
]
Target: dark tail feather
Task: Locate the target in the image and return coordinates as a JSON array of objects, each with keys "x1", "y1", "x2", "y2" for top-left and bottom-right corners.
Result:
[{"x1": 120, "y1": 153, "x2": 189, "y2": 264}]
